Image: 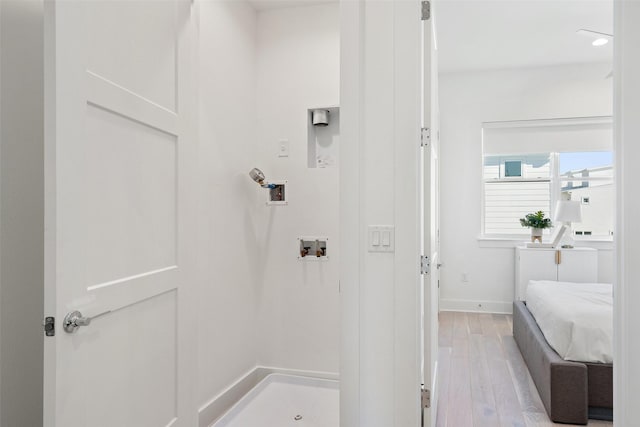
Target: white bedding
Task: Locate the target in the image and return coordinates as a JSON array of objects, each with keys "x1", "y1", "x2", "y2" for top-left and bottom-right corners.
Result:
[{"x1": 525, "y1": 280, "x2": 613, "y2": 364}]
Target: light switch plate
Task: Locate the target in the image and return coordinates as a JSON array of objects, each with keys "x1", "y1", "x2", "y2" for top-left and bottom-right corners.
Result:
[
  {"x1": 368, "y1": 226, "x2": 395, "y2": 252},
  {"x1": 278, "y1": 139, "x2": 290, "y2": 157}
]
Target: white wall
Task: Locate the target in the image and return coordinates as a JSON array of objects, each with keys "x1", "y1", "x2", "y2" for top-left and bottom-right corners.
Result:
[
  {"x1": 197, "y1": 0, "x2": 260, "y2": 408},
  {"x1": 439, "y1": 63, "x2": 613, "y2": 313},
  {"x1": 196, "y1": 0, "x2": 341, "y2": 418},
  {"x1": 0, "y1": 1, "x2": 44, "y2": 426},
  {"x1": 254, "y1": 2, "x2": 340, "y2": 373}
]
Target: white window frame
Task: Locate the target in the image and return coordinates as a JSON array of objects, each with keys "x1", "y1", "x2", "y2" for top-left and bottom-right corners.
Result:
[{"x1": 480, "y1": 116, "x2": 613, "y2": 241}]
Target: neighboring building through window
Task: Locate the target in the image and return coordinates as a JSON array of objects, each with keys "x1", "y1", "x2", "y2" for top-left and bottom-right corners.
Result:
[
  {"x1": 559, "y1": 151, "x2": 613, "y2": 238},
  {"x1": 483, "y1": 154, "x2": 551, "y2": 235}
]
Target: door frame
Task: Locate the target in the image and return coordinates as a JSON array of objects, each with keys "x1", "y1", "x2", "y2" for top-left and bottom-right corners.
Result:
[
  {"x1": 422, "y1": 6, "x2": 440, "y2": 424},
  {"x1": 614, "y1": 1, "x2": 640, "y2": 425}
]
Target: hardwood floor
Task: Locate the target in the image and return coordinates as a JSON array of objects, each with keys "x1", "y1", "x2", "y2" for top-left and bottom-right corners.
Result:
[{"x1": 436, "y1": 311, "x2": 614, "y2": 427}]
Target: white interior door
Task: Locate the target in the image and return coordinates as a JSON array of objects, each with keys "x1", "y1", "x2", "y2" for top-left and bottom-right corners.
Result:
[
  {"x1": 43, "y1": 1, "x2": 197, "y2": 426},
  {"x1": 422, "y1": 2, "x2": 440, "y2": 426}
]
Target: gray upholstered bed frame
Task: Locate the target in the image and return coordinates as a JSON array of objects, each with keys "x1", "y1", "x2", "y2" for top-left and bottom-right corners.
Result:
[{"x1": 513, "y1": 301, "x2": 613, "y2": 425}]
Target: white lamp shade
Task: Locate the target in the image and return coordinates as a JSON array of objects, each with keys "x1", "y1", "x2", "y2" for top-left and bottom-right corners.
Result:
[{"x1": 554, "y1": 200, "x2": 582, "y2": 223}]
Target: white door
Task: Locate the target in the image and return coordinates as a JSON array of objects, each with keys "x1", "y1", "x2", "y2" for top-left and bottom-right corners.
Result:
[
  {"x1": 422, "y1": 2, "x2": 440, "y2": 426},
  {"x1": 43, "y1": 1, "x2": 197, "y2": 426}
]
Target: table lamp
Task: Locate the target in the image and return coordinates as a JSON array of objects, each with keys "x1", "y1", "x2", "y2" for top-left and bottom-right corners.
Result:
[{"x1": 552, "y1": 200, "x2": 583, "y2": 247}]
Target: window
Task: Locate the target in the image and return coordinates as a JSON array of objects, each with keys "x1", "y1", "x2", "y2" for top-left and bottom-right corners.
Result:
[
  {"x1": 504, "y1": 161, "x2": 522, "y2": 177},
  {"x1": 481, "y1": 117, "x2": 613, "y2": 239},
  {"x1": 483, "y1": 154, "x2": 551, "y2": 235},
  {"x1": 558, "y1": 151, "x2": 613, "y2": 238}
]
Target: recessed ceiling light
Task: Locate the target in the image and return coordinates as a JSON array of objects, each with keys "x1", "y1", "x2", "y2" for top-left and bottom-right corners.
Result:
[
  {"x1": 576, "y1": 29, "x2": 613, "y2": 47},
  {"x1": 592, "y1": 38, "x2": 609, "y2": 47}
]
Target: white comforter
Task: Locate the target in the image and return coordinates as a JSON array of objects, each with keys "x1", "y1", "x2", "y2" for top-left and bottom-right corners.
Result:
[{"x1": 525, "y1": 280, "x2": 613, "y2": 364}]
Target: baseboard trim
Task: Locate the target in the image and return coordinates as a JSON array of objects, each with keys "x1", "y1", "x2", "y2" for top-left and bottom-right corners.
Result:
[
  {"x1": 198, "y1": 367, "x2": 263, "y2": 427},
  {"x1": 198, "y1": 366, "x2": 339, "y2": 427},
  {"x1": 439, "y1": 298, "x2": 512, "y2": 314},
  {"x1": 255, "y1": 366, "x2": 339, "y2": 381}
]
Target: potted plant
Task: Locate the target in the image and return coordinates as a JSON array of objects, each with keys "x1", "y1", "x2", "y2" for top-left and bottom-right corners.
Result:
[{"x1": 520, "y1": 211, "x2": 553, "y2": 242}]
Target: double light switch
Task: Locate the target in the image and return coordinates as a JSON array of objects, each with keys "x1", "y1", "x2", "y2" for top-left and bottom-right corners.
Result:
[{"x1": 368, "y1": 226, "x2": 395, "y2": 253}]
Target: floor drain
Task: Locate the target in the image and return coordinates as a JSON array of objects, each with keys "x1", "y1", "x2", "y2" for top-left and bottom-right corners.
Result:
[{"x1": 294, "y1": 414, "x2": 303, "y2": 421}]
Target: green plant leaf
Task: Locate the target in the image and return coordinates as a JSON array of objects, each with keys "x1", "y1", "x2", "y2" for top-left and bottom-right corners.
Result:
[{"x1": 519, "y1": 210, "x2": 553, "y2": 229}]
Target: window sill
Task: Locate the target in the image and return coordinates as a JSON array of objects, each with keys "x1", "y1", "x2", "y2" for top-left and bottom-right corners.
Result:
[
  {"x1": 477, "y1": 237, "x2": 530, "y2": 248},
  {"x1": 477, "y1": 235, "x2": 614, "y2": 249}
]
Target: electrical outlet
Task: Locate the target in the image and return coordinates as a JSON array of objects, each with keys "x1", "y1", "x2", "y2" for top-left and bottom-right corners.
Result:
[{"x1": 462, "y1": 273, "x2": 469, "y2": 282}]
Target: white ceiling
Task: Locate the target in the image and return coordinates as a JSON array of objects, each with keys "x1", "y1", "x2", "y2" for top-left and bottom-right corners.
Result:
[
  {"x1": 436, "y1": 0, "x2": 613, "y2": 72},
  {"x1": 247, "y1": 0, "x2": 336, "y2": 11}
]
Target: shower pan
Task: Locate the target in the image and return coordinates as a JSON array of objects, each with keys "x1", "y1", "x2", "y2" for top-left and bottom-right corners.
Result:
[{"x1": 211, "y1": 374, "x2": 339, "y2": 427}]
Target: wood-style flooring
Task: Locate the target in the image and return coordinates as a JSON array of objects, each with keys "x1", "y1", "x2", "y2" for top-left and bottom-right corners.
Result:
[{"x1": 436, "y1": 311, "x2": 614, "y2": 427}]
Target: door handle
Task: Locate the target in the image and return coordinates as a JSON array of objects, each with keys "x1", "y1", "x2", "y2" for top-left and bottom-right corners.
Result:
[{"x1": 63, "y1": 310, "x2": 111, "y2": 333}]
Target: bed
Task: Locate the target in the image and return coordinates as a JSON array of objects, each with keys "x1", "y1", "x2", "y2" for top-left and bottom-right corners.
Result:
[{"x1": 513, "y1": 280, "x2": 613, "y2": 425}]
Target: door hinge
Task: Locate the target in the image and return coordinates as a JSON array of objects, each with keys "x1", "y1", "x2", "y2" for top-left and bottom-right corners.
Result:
[
  {"x1": 421, "y1": 255, "x2": 430, "y2": 275},
  {"x1": 421, "y1": 386, "x2": 431, "y2": 408},
  {"x1": 43, "y1": 316, "x2": 55, "y2": 337},
  {"x1": 421, "y1": 1, "x2": 431, "y2": 20},
  {"x1": 421, "y1": 127, "x2": 430, "y2": 147}
]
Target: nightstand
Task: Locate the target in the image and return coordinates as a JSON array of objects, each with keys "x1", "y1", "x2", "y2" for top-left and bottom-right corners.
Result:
[{"x1": 514, "y1": 247, "x2": 598, "y2": 300}]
